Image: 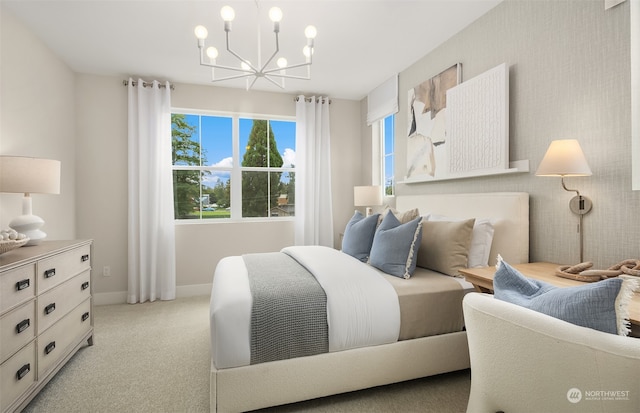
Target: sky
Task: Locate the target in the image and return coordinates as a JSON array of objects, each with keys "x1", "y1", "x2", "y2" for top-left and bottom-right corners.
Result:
[{"x1": 180, "y1": 114, "x2": 296, "y2": 189}]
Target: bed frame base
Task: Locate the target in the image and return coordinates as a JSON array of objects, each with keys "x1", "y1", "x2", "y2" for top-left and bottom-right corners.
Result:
[{"x1": 210, "y1": 331, "x2": 469, "y2": 412}]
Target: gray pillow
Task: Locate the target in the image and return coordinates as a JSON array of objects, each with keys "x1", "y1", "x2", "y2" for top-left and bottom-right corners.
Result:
[
  {"x1": 342, "y1": 211, "x2": 380, "y2": 262},
  {"x1": 369, "y1": 213, "x2": 423, "y2": 279},
  {"x1": 494, "y1": 258, "x2": 639, "y2": 335}
]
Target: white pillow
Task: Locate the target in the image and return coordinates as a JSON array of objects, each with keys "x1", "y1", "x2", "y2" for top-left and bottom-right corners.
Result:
[{"x1": 428, "y1": 214, "x2": 495, "y2": 268}]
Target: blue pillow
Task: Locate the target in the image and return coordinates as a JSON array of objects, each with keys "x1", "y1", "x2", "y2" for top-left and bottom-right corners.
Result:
[
  {"x1": 494, "y1": 258, "x2": 639, "y2": 335},
  {"x1": 369, "y1": 213, "x2": 423, "y2": 279},
  {"x1": 342, "y1": 211, "x2": 380, "y2": 262}
]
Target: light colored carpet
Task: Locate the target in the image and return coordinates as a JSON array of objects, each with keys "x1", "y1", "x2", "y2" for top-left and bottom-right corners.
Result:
[{"x1": 23, "y1": 296, "x2": 470, "y2": 413}]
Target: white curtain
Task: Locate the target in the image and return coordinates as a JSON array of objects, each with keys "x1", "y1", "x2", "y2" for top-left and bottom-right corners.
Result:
[
  {"x1": 295, "y1": 96, "x2": 334, "y2": 247},
  {"x1": 127, "y1": 78, "x2": 176, "y2": 303}
]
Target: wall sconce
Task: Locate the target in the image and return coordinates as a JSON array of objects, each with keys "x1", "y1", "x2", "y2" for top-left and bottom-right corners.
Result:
[
  {"x1": 535, "y1": 139, "x2": 592, "y2": 262},
  {"x1": 0, "y1": 156, "x2": 61, "y2": 245},
  {"x1": 354, "y1": 185, "x2": 383, "y2": 216}
]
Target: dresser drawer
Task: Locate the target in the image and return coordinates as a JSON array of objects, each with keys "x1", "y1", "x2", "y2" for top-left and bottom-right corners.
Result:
[
  {"x1": 38, "y1": 298, "x2": 91, "y2": 378},
  {"x1": 0, "y1": 301, "x2": 35, "y2": 364},
  {"x1": 0, "y1": 264, "x2": 35, "y2": 314},
  {"x1": 37, "y1": 244, "x2": 91, "y2": 294},
  {"x1": 37, "y1": 270, "x2": 91, "y2": 335},
  {"x1": 0, "y1": 341, "x2": 36, "y2": 413}
]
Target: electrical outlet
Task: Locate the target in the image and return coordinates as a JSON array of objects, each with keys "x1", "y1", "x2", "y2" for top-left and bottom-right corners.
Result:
[{"x1": 103, "y1": 266, "x2": 111, "y2": 277}]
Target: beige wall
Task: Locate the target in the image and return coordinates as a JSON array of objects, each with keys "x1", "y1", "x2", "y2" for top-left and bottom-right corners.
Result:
[
  {"x1": 0, "y1": 8, "x2": 76, "y2": 240},
  {"x1": 369, "y1": 0, "x2": 638, "y2": 267}
]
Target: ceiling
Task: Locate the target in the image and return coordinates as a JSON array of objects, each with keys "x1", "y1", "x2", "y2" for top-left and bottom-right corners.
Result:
[{"x1": 2, "y1": 0, "x2": 503, "y2": 101}]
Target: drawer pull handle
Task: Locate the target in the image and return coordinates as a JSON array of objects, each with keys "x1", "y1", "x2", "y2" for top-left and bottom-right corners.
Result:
[
  {"x1": 82, "y1": 312, "x2": 90, "y2": 322},
  {"x1": 15, "y1": 279, "x2": 30, "y2": 291},
  {"x1": 82, "y1": 281, "x2": 90, "y2": 291},
  {"x1": 44, "y1": 268, "x2": 56, "y2": 278},
  {"x1": 44, "y1": 303, "x2": 56, "y2": 315},
  {"x1": 16, "y1": 319, "x2": 30, "y2": 334},
  {"x1": 16, "y1": 364, "x2": 30, "y2": 380},
  {"x1": 45, "y1": 341, "x2": 56, "y2": 355},
  {"x1": 81, "y1": 254, "x2": 90, "y2": 262}
]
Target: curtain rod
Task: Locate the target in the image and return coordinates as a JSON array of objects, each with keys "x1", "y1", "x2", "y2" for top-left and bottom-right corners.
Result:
[
  {"x1": 122, "y1": 80, "x2": 175, "y2": 90},
  {"x1": 295, "y1": 96, "x2": 331, "y2": 104}
]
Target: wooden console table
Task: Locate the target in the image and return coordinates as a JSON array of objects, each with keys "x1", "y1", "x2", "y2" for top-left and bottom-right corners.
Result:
[{"x1": 459, "y1": 262, "x2": 640, "y2": 328}]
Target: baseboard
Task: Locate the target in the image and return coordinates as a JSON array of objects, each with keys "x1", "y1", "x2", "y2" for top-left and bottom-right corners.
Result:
[{"x1": 94, "y1": 283, "x2": 212, "y2": 306}]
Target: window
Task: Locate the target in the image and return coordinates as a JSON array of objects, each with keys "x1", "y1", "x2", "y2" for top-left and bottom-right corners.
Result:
[
  {"x1": 171, "y1": 112, "x2": 295, "y2": 220},
  {"x1": 382, "y1": 114, "x2": 395, "y2": 196}
]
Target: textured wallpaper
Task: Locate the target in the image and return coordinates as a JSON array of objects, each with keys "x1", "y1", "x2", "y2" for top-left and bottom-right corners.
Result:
[{"x1": 393, "y1": 0, "x2": 637, "y2": 267}]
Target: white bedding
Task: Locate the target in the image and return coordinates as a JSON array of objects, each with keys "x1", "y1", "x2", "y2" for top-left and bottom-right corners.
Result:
[{"x1": 210, "y1": 245, "x2": 400, "y2": 369}]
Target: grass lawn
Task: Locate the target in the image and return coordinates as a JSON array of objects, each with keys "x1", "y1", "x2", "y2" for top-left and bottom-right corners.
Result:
[{"x1": 183, "y1": 210, "x2": 230, "y2": 219}]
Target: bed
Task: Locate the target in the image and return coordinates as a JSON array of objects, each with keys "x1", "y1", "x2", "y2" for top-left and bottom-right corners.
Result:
[{"x1": 209, "y1": 192, "x2": 529, "y2": 412}]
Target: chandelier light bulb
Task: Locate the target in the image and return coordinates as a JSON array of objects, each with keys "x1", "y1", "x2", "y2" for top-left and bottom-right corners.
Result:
[
  {"x1": 206, "y1": 47, "x2": 219, "y2": 60},
  {"x1": 220, "y1": 6, "x2": 235, "y2": 22},
  {"x1": 304, "y1": 25, "x2": 317, "y2": 39},
  {"x1": 277, "y1": 57, "x2": 288, "y2": 68},
  {"x1": 269, "y1": 7, "x2": 283, "y2": 23},
  {"x1": 194, "y1": 25, "x2": 208, "y2": 40}
]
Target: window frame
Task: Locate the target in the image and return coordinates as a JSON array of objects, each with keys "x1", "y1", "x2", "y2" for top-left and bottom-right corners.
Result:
[{"x1": 171, "y1": 108, "x2": 296, "y2": 223}]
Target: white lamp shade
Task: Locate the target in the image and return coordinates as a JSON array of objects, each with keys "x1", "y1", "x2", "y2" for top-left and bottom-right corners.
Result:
[
  {"x1": 0, "y1": 156, "x2": 61, "y2": 194},
  {"x1": 354, "y1": 186, "x2": 383, "y2": 207},
  {"x1": 535, "y1": 139, "x2": 592, "y2": 177}
]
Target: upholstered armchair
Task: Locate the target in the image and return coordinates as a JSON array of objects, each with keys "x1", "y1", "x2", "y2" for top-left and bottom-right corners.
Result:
[{"x1": 462, "y1": 292, "x2": 640, "y2": 413}]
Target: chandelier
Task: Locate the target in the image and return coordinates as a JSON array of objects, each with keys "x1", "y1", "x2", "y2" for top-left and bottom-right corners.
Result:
[{"x1": 194, "y1": 4, "x2": 316, "y2": 90}]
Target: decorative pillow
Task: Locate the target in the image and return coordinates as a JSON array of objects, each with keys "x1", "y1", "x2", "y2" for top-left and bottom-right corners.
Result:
[
  {"x1": 377, "y1": 206, "x2": 420, "y2": 226},
  {"x1": 369, "y1": 213, "x2": 423, "y2": 279},
  {"x1": 429, "y1": 215, "x2": 495, "y2": 267},
  {"x1": 341, "y1": 211, "x2": 380, "y2": 262},
  {"x1": 494, "y1": 257, "x2": 640, "y2": 336},
  {"x1": 417, "y1": 219, "x2": 475, "y2": 276}
]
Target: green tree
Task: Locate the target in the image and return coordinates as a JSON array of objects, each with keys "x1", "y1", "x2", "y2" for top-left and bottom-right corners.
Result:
[
  {"x1": 241, "y1": 120, "x2": 283, "y2": 217},
  {"x1": 172, "y1": 114, "x2": 204, "y2": 218}
]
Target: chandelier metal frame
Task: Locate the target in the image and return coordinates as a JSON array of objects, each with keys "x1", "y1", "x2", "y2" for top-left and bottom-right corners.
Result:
[{"x1": 194, "y1": 4, "x2": 316, "y2": 90}]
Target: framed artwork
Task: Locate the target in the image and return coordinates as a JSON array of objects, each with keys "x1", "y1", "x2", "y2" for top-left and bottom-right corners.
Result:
[{"x1": 406, "y1": 63, "x2": 461, "y2": 180}]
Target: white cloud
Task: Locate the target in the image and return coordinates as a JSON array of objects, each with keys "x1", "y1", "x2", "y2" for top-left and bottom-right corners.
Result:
[
  {"x1": 282, "y1": 148, "x2": 296, "y2": 168},
  {"x1": 212, "y1": 157, "x2": 233, "y2": 168}
]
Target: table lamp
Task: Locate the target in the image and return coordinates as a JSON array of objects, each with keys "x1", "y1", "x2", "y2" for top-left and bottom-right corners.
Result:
[
  {"x1": 354, "y1": 185, "x2": 383, "y2": 216},
  {"x1": 0, "y1": 156, "x2": 61, "y2": 245},
  {"x1": 535, "y1": 139, "x2": 592, "y2": 262}
]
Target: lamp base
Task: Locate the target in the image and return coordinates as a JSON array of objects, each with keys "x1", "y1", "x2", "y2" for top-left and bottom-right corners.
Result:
[
  {"x1": 569, "y1": 195, "x2": 592, "y2": 215},
  {"x1": 9, "y1": 214, "x2": 47, "y2": 246}
]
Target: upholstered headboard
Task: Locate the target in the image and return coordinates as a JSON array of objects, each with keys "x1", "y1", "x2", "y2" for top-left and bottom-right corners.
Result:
[{"x1": 396, "y1": 192, "x2": 529, "y2": 265}]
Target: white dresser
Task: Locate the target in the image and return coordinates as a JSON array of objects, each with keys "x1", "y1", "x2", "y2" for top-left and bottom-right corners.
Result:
[{"x1": 0, "y1": 240, "x2": 93, "y2": 413}]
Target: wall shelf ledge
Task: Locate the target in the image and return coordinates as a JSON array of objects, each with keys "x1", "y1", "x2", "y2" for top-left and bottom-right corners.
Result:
[{"x1": 400, "y1": 160, "x2": 529, "y2": 184}]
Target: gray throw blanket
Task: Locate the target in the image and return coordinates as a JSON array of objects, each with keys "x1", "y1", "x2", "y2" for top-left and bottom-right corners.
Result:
[{"x1": 243, "y1": 252, "x2": 329, "y2": 364}]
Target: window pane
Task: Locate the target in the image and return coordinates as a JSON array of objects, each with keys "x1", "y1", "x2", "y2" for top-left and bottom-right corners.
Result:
[
  {"x1": 382, "y1": 114, "x2": 395, "y2": 196},
  {"x1": 273, "y1": 171, "x2": 295, "y2": 217},
  {"x1": 384, "y1": 115, "x2": 394, "y2": 155},
  {"x1": 173, "y1": 169, "x2": 200, "y2": 219},
  {"x1": 172, "y1": 114, "x2": 200, "y2": 166},
  {"x1": 240, "y1": 119, "x2": 286, "y2": 168},
  {"x1": 242, "y1": 171, "x2": 288, "y2": 218},
  {"x1": 201, "y1": 116, "x2": 233, "y2": 167},
  {"x1": 202, "y1": 171, "x2": 231, "y2": 219},
  {"x1": 270, "y1": 120, "x2": 296, "y2": 167},
  {"x1": 385, "y1": 155, "x2": 394, "y2": 196},
  {"x1": 242, "y1": 171, "x2": 269, "y2": 217}
]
